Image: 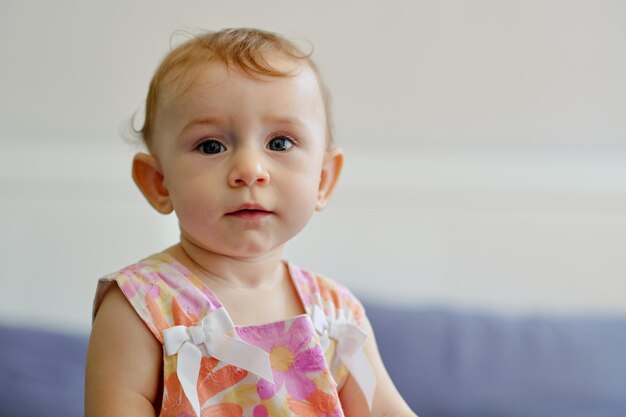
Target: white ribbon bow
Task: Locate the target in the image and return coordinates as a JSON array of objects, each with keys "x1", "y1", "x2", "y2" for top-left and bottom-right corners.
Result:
[
  {"x1": 162, "y1": 307, "x2": 274, "y2": 417},
  {"x1": 312, "y1": 305, "x2": 377, "y2": 410}
]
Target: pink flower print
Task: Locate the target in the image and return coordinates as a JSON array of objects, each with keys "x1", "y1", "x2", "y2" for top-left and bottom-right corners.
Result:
[
  {"x1": 253, "y1": 405, "x2": 268, "y2": 417},
  {"x1": 289, "y1": 265, "x2": 315, "y2": 307},
  {"x1": 177, "y1": 287, "x2": 205, "y2": 318},
  {"x1": 118, "y1": 271, "x2": 160, "y2": 299},
  {"x1": 120, "y1": 277, "x2": 139, "y2": 299},
  {"x1": 140, "y1": 271, "x2": 162, "y2": 298},
  {"x1": 155, "y1": 269, "x2": 184, "y2": 291},
  {"x1": 238, "y1": 317, "x2": 325, "y2": 401}
]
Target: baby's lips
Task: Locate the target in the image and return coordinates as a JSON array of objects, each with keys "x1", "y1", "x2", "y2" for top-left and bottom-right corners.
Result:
[{"x1": 228, "y1": 202, "x2": 270, "y2": 214}]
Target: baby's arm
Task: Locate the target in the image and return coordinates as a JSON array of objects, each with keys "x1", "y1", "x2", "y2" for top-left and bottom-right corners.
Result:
[
  {"x1": 85, "y1": 285, "x2": 163, "y2": 417},
  {"x1": 339, "y1": 316, "x2": 418, "y2": 417}
]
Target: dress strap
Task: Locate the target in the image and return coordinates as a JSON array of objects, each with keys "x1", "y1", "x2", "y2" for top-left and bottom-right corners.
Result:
[
  {"x1": 287, "y1": 262, "x2": 377, "y2": 410},
  {"x1": 93, "y1": 253, "x2": 223, "y2": 343}
]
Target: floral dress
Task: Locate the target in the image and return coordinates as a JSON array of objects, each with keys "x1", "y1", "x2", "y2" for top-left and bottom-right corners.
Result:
[{"x1": 92, "y1": 253, "x2": 376, "y2": 417}]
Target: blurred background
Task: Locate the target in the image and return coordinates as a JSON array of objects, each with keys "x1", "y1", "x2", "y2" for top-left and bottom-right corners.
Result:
[{"x1": 1, "y1": 0, "x2": 625, "y2": 334}]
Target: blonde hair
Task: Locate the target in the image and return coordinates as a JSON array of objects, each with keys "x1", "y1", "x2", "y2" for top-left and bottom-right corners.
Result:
[{"x1": 137, "y1": 28, "x2": 334, "y2": 150}]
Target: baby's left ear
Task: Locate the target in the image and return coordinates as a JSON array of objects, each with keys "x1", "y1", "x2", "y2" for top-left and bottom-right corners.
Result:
[{"x1": 316, "y1": 147, "x2": 344, "y2": 211}]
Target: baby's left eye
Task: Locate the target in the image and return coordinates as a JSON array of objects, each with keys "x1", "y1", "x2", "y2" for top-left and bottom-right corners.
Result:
[{"x1": 267, "y1": 135, "x2": 294, "y2": 152}]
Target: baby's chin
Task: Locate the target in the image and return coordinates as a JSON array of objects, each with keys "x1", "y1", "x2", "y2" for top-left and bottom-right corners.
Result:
[
  {"x1": 218, "y1": 243, "x2": 286, "y2": 260},
  {"x1": 182, "y1": 233, "x2": 288, "y2": 261}
]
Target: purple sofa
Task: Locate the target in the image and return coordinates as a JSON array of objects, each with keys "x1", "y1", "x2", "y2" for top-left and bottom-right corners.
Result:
[{"x1": 1, "y1": 302, "x2": 625, "y2": 416}]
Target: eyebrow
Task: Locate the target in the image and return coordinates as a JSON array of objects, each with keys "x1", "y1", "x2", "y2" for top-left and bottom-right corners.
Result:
[
  {"x1": 262, "y1": 115, "x2": 308, "y2": 127},
  {"x1": 179, "y1": 116, "x2": 226, "y2": 135},
  {"x1": 179, "y1": 115, "x2": 311, "y2": 137}
]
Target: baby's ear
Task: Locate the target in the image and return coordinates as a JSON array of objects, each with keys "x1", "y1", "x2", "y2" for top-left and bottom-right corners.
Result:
[
  {"x1": 132, "y1": 152, "x2": 173, "y2": 214},
  {"x1": 316, "y1": 147, "x2": 344, "y2": 211}
]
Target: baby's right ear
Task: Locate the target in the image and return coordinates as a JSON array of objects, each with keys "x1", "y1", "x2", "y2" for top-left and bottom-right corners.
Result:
[{"x1": 132, "y1": 152, "x2": 173, "y2": 214}]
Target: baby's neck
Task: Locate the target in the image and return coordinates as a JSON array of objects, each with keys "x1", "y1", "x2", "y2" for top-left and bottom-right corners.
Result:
[{"x1": 165, "y1": 241, "x2": 286, "y2": 290}]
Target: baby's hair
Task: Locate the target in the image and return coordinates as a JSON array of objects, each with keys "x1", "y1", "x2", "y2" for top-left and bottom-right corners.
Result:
[{"x1": 136, "y1": 28, "x2": 334, "y2": 150}]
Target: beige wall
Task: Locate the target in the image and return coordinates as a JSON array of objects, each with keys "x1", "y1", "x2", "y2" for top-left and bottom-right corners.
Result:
[{"x1": 1, "y1": 0, "x2": 625, "y2": 332}]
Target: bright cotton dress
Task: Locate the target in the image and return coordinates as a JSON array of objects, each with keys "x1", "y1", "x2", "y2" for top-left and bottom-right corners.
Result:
[{"x1": 92, "y1": 253, "x2": 375, "y2": 417}]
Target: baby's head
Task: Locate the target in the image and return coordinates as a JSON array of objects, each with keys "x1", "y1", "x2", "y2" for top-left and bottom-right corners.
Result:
[
  {"x1": 137, "y1": 28, "x2": 334, "y2": 152},
  {"x1": 131, "y1": 28, "x2": 343, "y2": 257}
]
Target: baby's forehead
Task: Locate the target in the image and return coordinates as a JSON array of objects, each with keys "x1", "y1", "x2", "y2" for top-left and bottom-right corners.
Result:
[
  {"x1": 161, "y1": 58, "x2": 318, "y2": 103},
  {"x1": 155, "y1": 60, "x2": 325, "y2": 124}
]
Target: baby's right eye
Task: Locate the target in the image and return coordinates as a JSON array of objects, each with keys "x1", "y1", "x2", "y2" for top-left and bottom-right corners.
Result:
[{"x1": 197, "y1": 139, "x2": 226, "y2": 155}]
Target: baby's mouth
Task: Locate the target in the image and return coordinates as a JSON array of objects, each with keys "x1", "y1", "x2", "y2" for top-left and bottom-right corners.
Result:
[{"x1": 226, "y1": 204, "x2": 273, "y2": 219}]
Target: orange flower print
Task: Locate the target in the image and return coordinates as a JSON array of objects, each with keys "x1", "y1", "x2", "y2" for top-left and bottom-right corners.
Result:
[
  {"x1": 161, "y1": 356, "x2": 247, "y2": 417},
  {"x1": 287, "y1": 389, "x2": 342, "y2": 417}
]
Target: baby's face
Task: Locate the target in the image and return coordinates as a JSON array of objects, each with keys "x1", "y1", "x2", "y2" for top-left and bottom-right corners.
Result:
[{"x1": 150, "y1": 59, "x2": 330, "y2": 257}]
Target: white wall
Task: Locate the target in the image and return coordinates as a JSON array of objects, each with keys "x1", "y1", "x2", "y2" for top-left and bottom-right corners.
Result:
[{"x1": 1, "y1": 1, "x2": 625, "y2": 333}]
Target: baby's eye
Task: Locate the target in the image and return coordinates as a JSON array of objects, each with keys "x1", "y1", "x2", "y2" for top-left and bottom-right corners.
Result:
[
  {"x1": 197, "y1": 139, "x2": 226, "y2": 155},
  {"x1": 267, "y1": 135, "x2": 294, "y2": 152}
]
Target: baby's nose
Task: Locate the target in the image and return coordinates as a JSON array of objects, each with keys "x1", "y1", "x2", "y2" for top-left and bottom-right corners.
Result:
[{"x1": 228, "y1": 150, "x2": 270, "y2": 187}]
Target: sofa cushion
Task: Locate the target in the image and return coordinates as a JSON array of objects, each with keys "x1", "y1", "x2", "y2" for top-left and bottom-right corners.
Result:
[
  {"x1": 364, "y1": 302, "x2": 626, "y2": 417},
  {"x1": 0, "y1": 324, "x2": 87, "y2": 417}
]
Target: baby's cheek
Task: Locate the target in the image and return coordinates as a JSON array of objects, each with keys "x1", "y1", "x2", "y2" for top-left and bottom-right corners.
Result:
[{"x1": 287, "y1": 187, "x2": 318, "y2": 213}]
